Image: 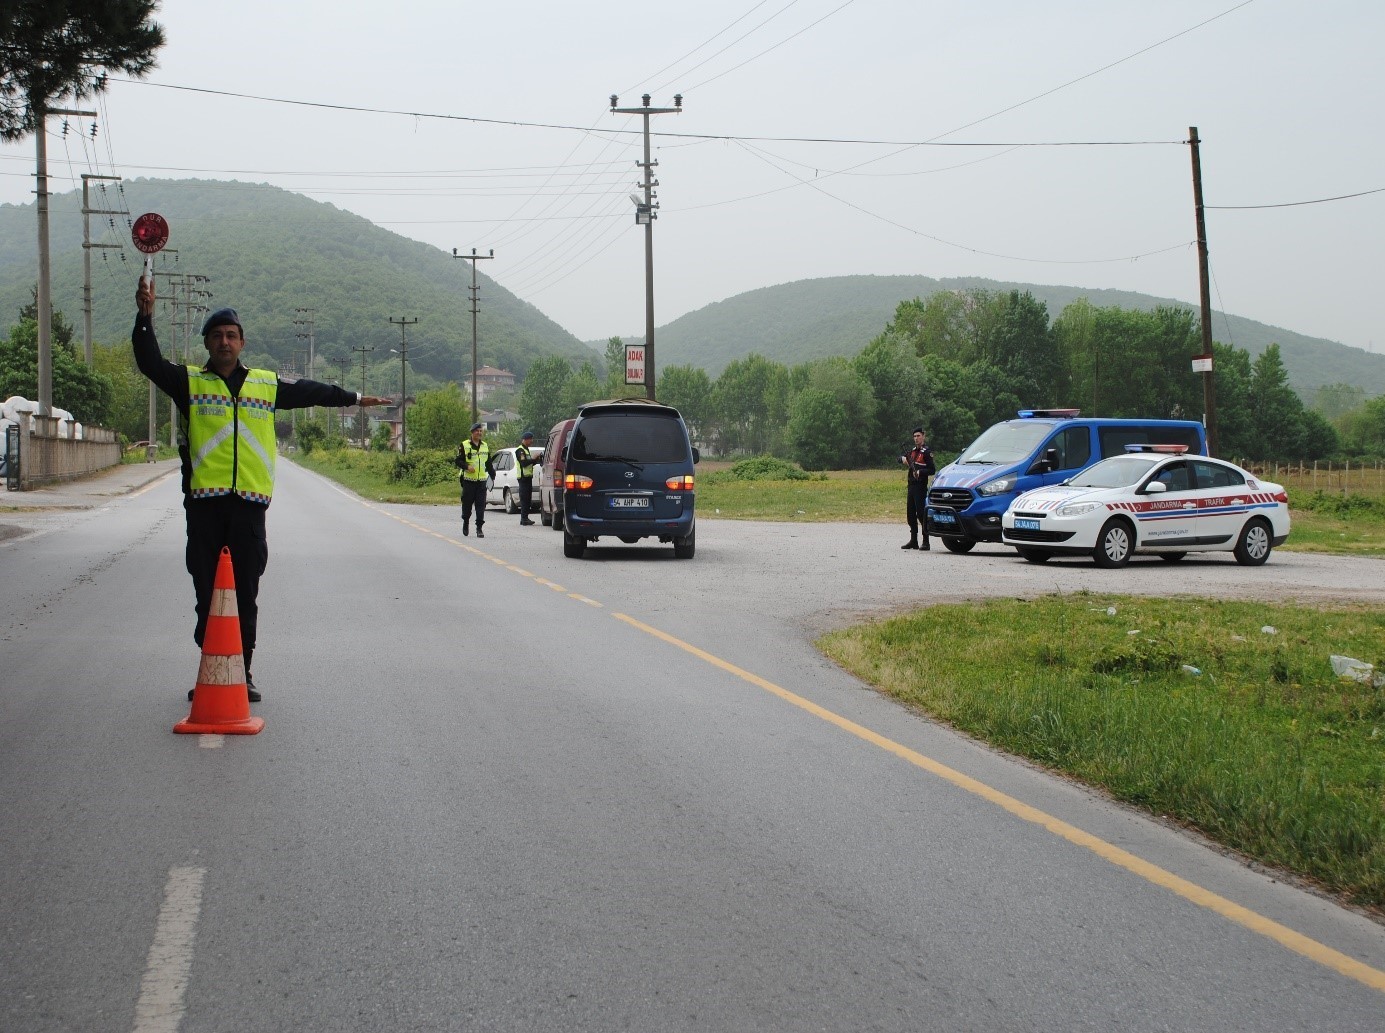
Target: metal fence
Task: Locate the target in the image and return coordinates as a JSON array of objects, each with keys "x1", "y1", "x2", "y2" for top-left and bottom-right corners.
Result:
[{"x1": 3, "y1": 412, "x2": 121, "y2": 491}]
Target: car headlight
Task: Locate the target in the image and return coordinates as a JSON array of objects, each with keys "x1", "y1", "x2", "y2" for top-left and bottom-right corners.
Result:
[
  {"x1": 977, "y1": 476, "x2": 1016, "y2": 497},
  {"x1": 1056, "y1": 501, "x2": 1102, "y2": 517}
]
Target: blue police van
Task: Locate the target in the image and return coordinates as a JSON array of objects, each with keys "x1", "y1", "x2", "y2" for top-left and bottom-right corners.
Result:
[{"x1": 926, "y1": 409, "x2": 1208, "y2": 553}]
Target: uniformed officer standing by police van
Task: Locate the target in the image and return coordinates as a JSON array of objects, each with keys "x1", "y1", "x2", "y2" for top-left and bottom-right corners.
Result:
[{"x1": 901, "y1": 426, "x2": 936, "y2": 551}]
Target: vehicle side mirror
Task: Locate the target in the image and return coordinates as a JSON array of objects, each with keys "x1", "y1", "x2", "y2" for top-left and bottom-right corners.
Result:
[{"x1": 1144, "y1": 480, "x2": 1167, "y2": 494}]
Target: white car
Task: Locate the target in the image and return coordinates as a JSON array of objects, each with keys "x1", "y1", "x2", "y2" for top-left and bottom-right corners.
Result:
[
  {"x1": 486, "y1": 445, "x2": 544, "y2": 513},
  {"x1": 1001, "y1": 446, "x2": 1290, "y2": 567}
]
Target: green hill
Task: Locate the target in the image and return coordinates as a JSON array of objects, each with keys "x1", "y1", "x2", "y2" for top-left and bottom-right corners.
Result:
[
  {"x1": 0, "y1": 179, "x2": 594, "y2": 388},
  {"x1": 615, "y1": 274, "x2": 1385, "y2": 398}
]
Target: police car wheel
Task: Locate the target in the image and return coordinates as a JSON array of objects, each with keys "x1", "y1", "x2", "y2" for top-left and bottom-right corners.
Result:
[
  {"x1": 1233, "y1": 519, "x2": 1272, "y2": 566},
  {"x1": 1158, "y1": 552, "x2": 1187, "y2": 562},
  {"x1": 1093, "y1": 518, "x2": 1133, "y2": 568},
  {"x1": 1016, "y1": 547, "x2": 1051, "y2": 564}
]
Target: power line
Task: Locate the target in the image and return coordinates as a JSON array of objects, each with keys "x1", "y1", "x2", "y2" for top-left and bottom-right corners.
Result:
[{"x1": 1207, "y1": 186, "x2": 1385, "y2": 210}]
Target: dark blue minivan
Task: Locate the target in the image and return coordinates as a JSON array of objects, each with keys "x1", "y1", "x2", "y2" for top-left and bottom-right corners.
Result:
[
  {"x1": 561, "y1": 398, "x2": 699, "y2": 559},
  {"x1": 927, "y1": 409, "x2": 1208, "y2": 552}
]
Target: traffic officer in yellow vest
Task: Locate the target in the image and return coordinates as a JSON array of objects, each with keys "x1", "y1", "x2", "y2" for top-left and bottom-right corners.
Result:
[
  {"x1": 456, "y1": 421, "x2": 496, "y2": 537},
  {"x1": 516, "y1": 429, "x2": 537, "y2": 525},
  {"x1": 134, "y1": 279, "x2": 391, "y2": 702}
]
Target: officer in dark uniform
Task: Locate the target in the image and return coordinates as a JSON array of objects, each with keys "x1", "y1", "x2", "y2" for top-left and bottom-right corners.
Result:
[
  {"x1": 516, "y1": 430, "x2": 537, "y2": 525},
  {"x1": 133, "y1": 279, "x2": 391, "y2": 701},
  {"x1": 901, "y1": 426, "x2": 936, "y2": 551}
]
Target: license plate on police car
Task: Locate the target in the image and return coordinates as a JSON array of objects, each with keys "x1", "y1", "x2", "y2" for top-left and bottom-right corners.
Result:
[
  {"x1": 1015, "y1": 518, "x2": 1040, "y2": 531},
  {"x1": 610, "y1": 496, "x2": 649, "y2": 509}
]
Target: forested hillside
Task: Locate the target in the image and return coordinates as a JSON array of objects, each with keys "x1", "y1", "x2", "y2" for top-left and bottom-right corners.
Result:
[
  {"x1": 624, "y1": 275, "x2": 1385, "y2": 398},
  {"x1": 0, "y1": 179, "x2": 594, "y2": 387}
]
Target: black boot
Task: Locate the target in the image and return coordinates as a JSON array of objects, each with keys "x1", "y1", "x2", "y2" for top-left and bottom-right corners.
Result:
[{"x1": 902, "y1": 539, "x2": 919, "y2": 550}]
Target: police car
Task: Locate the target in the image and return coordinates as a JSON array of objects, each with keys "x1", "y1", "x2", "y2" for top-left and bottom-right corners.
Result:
[{"x1": 1000, "y1": 445, "x2": 1290, "y2": 567}]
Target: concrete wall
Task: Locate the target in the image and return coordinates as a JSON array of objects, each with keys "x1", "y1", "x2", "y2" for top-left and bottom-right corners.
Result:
[{"x1": 7, "y1": 413, "x2": 121, "y2": 490}]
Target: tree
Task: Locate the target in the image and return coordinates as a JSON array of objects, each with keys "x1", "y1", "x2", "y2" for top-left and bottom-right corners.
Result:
[
  {"x1": 789, "y1": 357, "x2": 875, "y2": 467},
  {"x1": 409, "y1": 383, "x2": 470, "y2": 449},
  {"x1": 853, "y1": 333, "x2": 932, "y2": 461},
  {"x1": 0, "y1": 316, "x2": 112, "y2": 423},
  {"x1": 655, "y1": 365, "x2": 713, "y2": 446},
  {"x1": 2, "y1": 1, "x2": 164, "y2": 141},
  {"x1": 559, "y1": 361, "x2": 602, "y2": 415},
  {"x1": 603, "y1": 337, "x2": 626, "y2": 396},
  {"x1": 518, "y1": 356, "x2": 573, "y2": 435},
  {"x1": 787, "y1": 389, "x2": 849, "y2": 471},
  {"x1": 91, "y1": 339, "x2": 150, "y2": 442},
  {"x1": 712, "y1": 354, "x2": 790, "y2": 456}
]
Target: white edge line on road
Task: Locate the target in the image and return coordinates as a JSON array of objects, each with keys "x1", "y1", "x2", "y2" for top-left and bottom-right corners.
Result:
[
  {"x1": 132, "y1": 865, "x2": 205, "y2": 1033},
  {"x1": 612, "y1": 610, "x2": 1385, "y2": 997}
]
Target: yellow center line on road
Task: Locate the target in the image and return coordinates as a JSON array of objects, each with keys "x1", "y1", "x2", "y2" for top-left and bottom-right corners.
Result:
[
  {"x1": 353, "y1": 487, "x2": 1385, "y2": 995},
  {"x1": 613, "y1": 610, "x2": 1385, "y2": 997}
]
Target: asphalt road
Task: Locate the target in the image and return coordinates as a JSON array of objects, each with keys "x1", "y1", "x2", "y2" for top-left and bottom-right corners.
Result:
[{"x1": 2, "y1": 461, "x2": 1383, "y2": 1032}]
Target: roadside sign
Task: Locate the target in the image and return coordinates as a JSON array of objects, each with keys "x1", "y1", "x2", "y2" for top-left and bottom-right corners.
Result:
[
  {"x1": 625, "y1": 343, "x2": 646, "y2": 386},
  {"x1": 1191, "y1": 354, "x2": 1214, "y2": 373}
]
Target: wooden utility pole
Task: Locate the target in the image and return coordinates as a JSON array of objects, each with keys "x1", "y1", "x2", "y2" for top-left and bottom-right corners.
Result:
[
  {"x1": 610, "y1": 93, "x2": 682, "y2": 400},
  {"x1": 1188, "y1": 126, "x2": 1219, "y2": 455},
  {"x1": 80, "y1": 173, "x2": 124, "y2": 364},
  {"x1": 388, "y1": 316, "x2": 418, "y2": 453},
  {"x1": 452, "y1": 248, "x2": 494, "y2": 423}
]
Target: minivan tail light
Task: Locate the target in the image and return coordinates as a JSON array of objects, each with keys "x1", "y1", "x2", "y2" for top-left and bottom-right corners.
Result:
[
  {"x1": 665, "y1": 475, "x2": 694, "y2": 491},
  {"x1": 564, "y1": 473, "x2": 593, "y2": 491}
]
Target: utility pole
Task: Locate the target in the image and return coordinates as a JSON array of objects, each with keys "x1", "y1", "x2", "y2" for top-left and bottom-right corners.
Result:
[
  {"x1": 35, "y1": 105, "x2": 97, "y2": 415},
  {"x1": 610, "y1": 92, "x2": 682, "y2": 400},
  {"x1": 388, "y1": 317, "x2": 417, "y2": 453},
  {"x1": 352, "y1": 345, "x2": 374, "y2": 448},
  {"x1": 152, "y1": 254, "x2": 184, "y2": 449},
  {"x1": 452, "y1": 248, "x2": 494, "y2": 423},
  {"x1": 1188, "y1": 126, "x2": 1219, "y2": 456},
  {"x1": 294, "y1": 307, "x2": 317, "y2": 422},
  {"x1": 80, "y1": 173, "x2": 123, "y2": 364}
]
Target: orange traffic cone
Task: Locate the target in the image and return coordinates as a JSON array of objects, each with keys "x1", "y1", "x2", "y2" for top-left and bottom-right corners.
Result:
[{"x1": 175, "y1": 546, "x2": 264, "y2": 735}]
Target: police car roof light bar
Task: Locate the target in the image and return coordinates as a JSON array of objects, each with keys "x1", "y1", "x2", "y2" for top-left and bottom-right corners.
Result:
[{"x1": 1124, "y1": 443, "x2": 1189, "y2": 453}]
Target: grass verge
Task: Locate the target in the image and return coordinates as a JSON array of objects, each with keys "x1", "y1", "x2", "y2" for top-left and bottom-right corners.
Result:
[{"x1": 818, "y1": 593, "x2": 1385, "y2": 910}]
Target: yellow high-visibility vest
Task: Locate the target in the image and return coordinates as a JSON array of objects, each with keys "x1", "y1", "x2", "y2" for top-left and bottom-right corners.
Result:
[{"x1": 186, "y1": 367, "x2": 278, "y2": 503}]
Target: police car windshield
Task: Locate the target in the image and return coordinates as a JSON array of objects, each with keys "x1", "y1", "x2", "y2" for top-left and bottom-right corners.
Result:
[
  {"x1": 1069, "y1": 456, "x2": 1155, "y2": 489},
  {"x1": 957, "y1": 421, "x2": 1050, "y2": 465}
]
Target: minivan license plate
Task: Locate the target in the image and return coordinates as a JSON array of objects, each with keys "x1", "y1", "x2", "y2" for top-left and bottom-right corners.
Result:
[
  {"x1": 610, "y1": 496, "x2": 649, "y2": 509},
  {"x1": 930, "y1": 510, "x2": 956, "y2": 525}
]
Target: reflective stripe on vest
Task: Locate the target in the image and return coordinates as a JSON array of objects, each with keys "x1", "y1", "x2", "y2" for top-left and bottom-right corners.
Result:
[
  {"x1": 516, "y1": 444, "x2": 535, "y2": 478},
  {"x1": 460, "y1": 440, "x2": 490, "y2": 481},
  {"x1": 186, "y1": 367, "x2": 278, "y2": 503}
]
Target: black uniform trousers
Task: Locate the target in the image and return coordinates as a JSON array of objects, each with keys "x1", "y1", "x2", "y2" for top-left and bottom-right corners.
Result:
[
  {"x1": 461, "y1": 478, "x2": 487, "y2": 527},
  {"x1": 185, "y1": 494, "x2": 269, "y2": 673},
  {"x1": 518, "y1": 475, "x2": 533, "y2": 520},
  {"x1": 907, "y1": 479, "x2": 930, "y2": 543}
]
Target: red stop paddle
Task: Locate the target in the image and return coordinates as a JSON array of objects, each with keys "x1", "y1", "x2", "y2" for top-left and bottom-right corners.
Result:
[{"x1": 132, "y1": 212, "x2": 169, "y2": 285}]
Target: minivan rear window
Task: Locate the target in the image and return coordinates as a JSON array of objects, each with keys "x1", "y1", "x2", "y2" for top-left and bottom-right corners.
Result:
[{"x1": 571, "y1": 414, "x2": 687, "y2": 464}]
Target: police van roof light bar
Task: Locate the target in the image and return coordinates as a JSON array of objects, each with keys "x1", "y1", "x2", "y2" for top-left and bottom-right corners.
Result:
[{"x1": 1017, "y1": 408, "x2": 1081, "y2": 419}]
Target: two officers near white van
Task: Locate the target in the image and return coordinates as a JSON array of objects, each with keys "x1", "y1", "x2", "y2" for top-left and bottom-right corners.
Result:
[
  {"x1": 901, "y1": 426, "x2": 936, "y2": 551},
  {"x1": 456, "y1": 421, "x2": 496, "y2": 538}
]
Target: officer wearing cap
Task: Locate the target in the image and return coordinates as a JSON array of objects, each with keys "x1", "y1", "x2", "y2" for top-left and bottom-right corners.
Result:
[
  {"x1": 134, "y1": 278, "x2": 391, "y2": 703},
  {"x1": 900, "y1": 426, "x2": 936, "y2": 551},
  {"x1": 455, "y1": 421, "x2": 496, "y2": 537},
  {"x1": 515, "y1": 430, "x2": 538, "y2": 525}
]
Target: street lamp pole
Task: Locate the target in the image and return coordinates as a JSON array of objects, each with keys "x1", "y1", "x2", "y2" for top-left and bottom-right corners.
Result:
[
  {"x1": 452, "y1": 248, "x2": 494, "y2": 423},
  {"x1": 610, "y1": 93, "x2": 681, "y2": 400}
]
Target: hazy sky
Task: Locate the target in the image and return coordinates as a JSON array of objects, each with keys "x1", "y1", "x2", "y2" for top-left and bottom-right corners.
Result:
[{"x1": 2, "y1": 0, "x2": 1382, "y2": 353}]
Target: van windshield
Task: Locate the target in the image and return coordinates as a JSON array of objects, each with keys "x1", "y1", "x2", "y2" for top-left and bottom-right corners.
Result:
[
  {"x1": 571, "y1": 414, "x2": 687, "y2": 464},
  {"x1": 956, "y1": 422, "x2": 1051, "y2": 465}
]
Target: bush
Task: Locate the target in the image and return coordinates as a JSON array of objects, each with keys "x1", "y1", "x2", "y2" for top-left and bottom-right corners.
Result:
[
  {"x1": 716, "y1": 455, "x2": 819, "y2": 482},
  {"x1": 388, "y1": 448, "x2": 457, "y2": 488},
  {"x1": 1289, "y1": 489, "x2": 1385, "y2": 519}
]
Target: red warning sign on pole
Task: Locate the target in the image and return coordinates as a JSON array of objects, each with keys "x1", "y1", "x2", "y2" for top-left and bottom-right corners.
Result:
[{"x1": 625, "y1": 343, "x2": 646, "y2": 386}]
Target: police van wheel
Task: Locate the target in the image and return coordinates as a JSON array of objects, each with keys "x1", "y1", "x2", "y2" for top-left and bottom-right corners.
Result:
[{"x1": 941, "y1": 536, "x2": 975, "y2": 554}]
